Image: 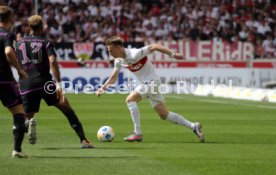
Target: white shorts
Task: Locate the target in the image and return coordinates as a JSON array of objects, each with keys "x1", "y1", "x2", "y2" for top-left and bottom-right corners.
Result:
[{"x1": 134, "y1": 80, "x2": 165, "y2": 108}]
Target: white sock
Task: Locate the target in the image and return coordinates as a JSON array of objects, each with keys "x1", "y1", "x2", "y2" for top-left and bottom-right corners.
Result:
[
  {"x1": 127, "y1": 102, "x2": 141, "y2": 135},
  {"x1": 166, "y1": 111, "x2": 195, "y2": 130}
]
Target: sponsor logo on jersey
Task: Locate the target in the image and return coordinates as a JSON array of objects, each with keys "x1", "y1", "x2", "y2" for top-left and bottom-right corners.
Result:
[{"x1": 127, "y1": 57, "x2": 147, "y2": 72}]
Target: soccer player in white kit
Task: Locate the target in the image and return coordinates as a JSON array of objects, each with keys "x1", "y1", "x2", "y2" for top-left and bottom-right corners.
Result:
[{"x1": 96, "y1": 36, "x2": 204, "y2": 142}]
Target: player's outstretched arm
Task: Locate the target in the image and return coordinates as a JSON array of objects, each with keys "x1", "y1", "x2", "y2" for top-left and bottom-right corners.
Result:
[
  {"x1": 5, "y1": 46, "x2": 28, "y2": 79},
  {"x1": 147, "y1": 44, "x2": 186, "y2": 60},
  {"x1": 96, "y1": 69, "x2": 119, "y2": 97}
]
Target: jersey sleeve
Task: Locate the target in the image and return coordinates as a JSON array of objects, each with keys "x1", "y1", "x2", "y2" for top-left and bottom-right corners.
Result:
[
  {"x1": 114, "y1": 59, "x2": 122, "y2": 71},
  {"x1": 5, "y1": 33, "x2": 15, "y2": 49},
  {"x1": 46, "y1": 42, "x2": 57, "y2": 57},
  {"x1": 132, "y1": 46, "x2": 151, "y2": 60}
]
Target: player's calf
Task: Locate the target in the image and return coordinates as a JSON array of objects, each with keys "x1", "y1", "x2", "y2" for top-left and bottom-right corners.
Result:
[{"x1": 12, "y1": 113, "x2": 26, "y2": 153}]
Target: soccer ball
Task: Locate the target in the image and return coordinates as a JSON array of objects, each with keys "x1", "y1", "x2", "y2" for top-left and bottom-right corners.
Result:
[{"x1": 97, "y1": 126, "x2": 115, "y2": 142}]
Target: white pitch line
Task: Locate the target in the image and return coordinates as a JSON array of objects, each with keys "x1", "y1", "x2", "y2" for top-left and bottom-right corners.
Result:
[{"x1": 166, "y1": 95, "x2": 276, "y2": 110}]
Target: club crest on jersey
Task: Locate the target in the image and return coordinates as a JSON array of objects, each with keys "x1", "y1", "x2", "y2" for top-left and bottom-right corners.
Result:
[{"x1": 127, "y1": 57, "x2": 147, "y2": 72}]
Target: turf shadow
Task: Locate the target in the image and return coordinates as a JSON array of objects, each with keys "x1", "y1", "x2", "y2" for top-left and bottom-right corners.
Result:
[
  {"x1": 41, "y1": 147, "x2": 88, "y2": 150},
  {"x1": 95, "y1": 147, "x2": 155, "y2": 149},
  {"x1": 30, "y1": 156, "x2": 140, "y2": 159},
  {"x1": 41, "y1": 147, "x2": 155, "y2": 150},
  {"x1": 142, "y1": 141, "x2": 206, "y2": 144}
]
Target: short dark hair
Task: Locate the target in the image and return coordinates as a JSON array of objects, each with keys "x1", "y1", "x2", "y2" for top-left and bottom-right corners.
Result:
[
  {"x1": 105, "y1": 36, "x2": 124, "y2": 47},
  {"x1": 0, "y1": 6, "x2": 13, "y2": 23},
  {"x1": 28, "y1": 15, "x2": 43, "y2": 32}
]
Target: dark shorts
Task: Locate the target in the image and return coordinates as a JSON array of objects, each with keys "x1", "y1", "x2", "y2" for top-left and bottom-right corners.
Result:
[
  {"x1": 0, "y1": 82, "x2": 22, "y2": 108},
  {"x1": 21, "y1": 88, "x2": 59, "y2": 114}
]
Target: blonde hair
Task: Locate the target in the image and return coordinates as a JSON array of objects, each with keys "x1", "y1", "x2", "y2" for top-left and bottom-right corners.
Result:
[
  {"x1": 28, "y1": 15, "x2": 43, "y2": 32},
  {"x1": 0, "y1": 6, "x2": 13, "y2": 23},
  {"x1": 105, "y1": 36, "x2": 124, "y2": 47}
]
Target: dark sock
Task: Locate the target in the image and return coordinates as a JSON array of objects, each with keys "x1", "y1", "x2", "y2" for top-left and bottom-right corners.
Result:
[
  {"x1": 62, "y1": 109, "x2": 87, "y2": 142},
  {"x1": 13, "y1": 113, "x2": 26, "y2": 152}
]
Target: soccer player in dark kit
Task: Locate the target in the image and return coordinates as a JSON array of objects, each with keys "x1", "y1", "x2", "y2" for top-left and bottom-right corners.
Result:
[
  {"x1": 0, "y1": 6, "x2": 28, "y2": 158},
  {"x1": 16, "y1": 15, "x2": 94, "y2": 148}
]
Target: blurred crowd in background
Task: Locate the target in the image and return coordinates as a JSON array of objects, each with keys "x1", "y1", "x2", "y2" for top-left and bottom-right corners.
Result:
[{"x1": 1, "y1": 0, "x2": 276, "y2": 58}]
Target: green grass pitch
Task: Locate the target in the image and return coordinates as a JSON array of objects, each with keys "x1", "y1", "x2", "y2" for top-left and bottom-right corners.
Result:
[{"x1": 0, "y1": 94, "x2": 276, "y2": 175}]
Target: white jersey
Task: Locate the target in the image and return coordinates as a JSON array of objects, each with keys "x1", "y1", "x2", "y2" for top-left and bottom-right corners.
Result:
[{"x1": 114, "y1": 46, "x2": 160, "y2": 83}]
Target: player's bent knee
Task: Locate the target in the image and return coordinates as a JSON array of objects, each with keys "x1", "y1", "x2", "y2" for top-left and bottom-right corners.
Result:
[
  {"x1": 55, "y1": 102, "x2": 70, "y2": 112},
  {"x1": 125, "y1": 92, "x2": 142, "y2": 103},
  {"x1": 158, "y1": 113, "x2": 167, "y2": 120},
  {"x1": 27, "y1": 113, "x2": 34, "y2": 119},
  {"x1": 125, "y1": 97, "x2": 134, "y2": 103},
  {"x1": 9, "y1": 104, "x2": 25, "y2": 115}
]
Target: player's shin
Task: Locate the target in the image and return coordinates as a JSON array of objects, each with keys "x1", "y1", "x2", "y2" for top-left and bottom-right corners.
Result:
[
  {"x1": 127, "y1": 101, "x2": 141, "y2": 135},
  {"x1": 13, "y1": 113, "x2": 26, "y2": 152},
  {"x1": 166, "y1": 111, "x2": 195, "y2": 130},
  {"x1": 62, "y1": 109, "x2": 87, "y2": 142}
]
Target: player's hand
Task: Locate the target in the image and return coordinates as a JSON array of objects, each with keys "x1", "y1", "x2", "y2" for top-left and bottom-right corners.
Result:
[
  {"x1": 55, "y1": 82, "x2": 64, "y2": 103},
  {"x1": 96, "y1": 88, "x2": 105, "y2": 97},
  {"x1": 56, "y1": 88, "x2": 65, "y2": 103},
  {"x1": 174, "y1": 53, "x2": 186, "y2": 60},
  {"x1": 18, "y1": 70, "x2": 28, "y2": 80}
]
